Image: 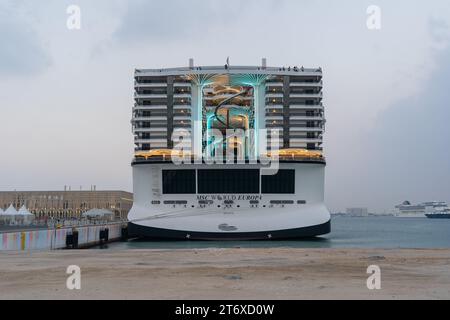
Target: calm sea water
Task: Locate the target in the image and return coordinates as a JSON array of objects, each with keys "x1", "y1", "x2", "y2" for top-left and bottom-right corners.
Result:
[{"x1": 103, "y1": 216, "x2": 450, "y2": 249}]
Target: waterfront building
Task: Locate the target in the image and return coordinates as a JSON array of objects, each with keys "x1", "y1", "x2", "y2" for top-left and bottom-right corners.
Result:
[
  {"x1": 346, "y1": 208, "x2": 369, "y2": 217},
  {"x1": 0, "y1": 190, "x2": 133, "y2": 220}
]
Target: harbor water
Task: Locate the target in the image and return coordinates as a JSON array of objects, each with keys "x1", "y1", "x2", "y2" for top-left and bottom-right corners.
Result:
[{"x1": 104, "y1": 216, "x2": 450, "y2": 249}]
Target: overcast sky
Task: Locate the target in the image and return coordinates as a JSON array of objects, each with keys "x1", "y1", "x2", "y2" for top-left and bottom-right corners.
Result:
[{"x1": 0, "y1": 0, "x2": 449, "y2": 212}]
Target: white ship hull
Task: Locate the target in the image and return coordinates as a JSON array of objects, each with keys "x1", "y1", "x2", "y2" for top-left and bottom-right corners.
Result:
[
  {"x1": 395, "y1": 212, "x2": 427, "y2": 218},
  {"x1": 128, "y1": 161, "x2": 330, "y2": 240}
]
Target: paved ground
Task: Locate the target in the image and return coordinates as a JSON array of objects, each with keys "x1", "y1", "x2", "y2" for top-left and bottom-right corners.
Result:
[{"x1": 0, "y1": 248, "x2": 449, "y2": 299}]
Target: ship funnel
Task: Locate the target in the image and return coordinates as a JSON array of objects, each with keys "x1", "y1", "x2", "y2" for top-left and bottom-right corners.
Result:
[{"x1": 262, "y1": 58, "x2": 267, "y2": 69}]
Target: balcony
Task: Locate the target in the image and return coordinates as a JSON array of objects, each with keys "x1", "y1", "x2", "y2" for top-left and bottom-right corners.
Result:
[
  {"x1": 173, "y1": 103, "x2": 191, "y2": 109},
  {"x1": 265, "y1": 123, "x2": 284, "y2": 130},
  {"x1": 173, "y1": 122, "x2": 192, "y2": 128},
  {"x1": 173, "y1": 93, "x2": 191, "y2": 99},
  {"x1": 265, "y1": 114, "x2": 283, "y2": 121},
  {"x1": 173, "y1": 126, "x2": 192, "y2": 131},
  {"x1": 290, "y1": 81, "x2": 323, "y2": 87},
  {"x1": 266, "y1": 135, "x2": 284, "y2": 140},
  {"x1": 266, "y1": 109, "x2": 284, "y2": 114},
  {"x1": 289, "y1": 104, "x2": 323, "y2": 110},
  {"x1": 135, "y1": 138, "x2": 168, "y2": 144},
  {"x1": 265, "y1": 93, "x2": 283, "y2": 98},
  {"x1": 173, "y1": 115, "x2": 192, "y2": 121},
  {"x1": 137, "y1": 142, "x2": 168, "y2": 149},
  {"x1": 289, "y1": 92, "x2": 322, "y2": 98},
  {"x1": 133, "y1": 127, "x2": 168, "y2": 132},
  {"x1": 265, "y1": 104, "x2": 283, "y2": 109},
  {"x1": 173, "y1": 105, "x2": 191, "y2": 110},
  {"x1": 133, "y1": 105, "x2": 167, "y2": 110},
  {"x1": 134, "y1": 92, "x2": 168, "y2": 99},
  {"x1": 133, "y1": 116, "x2": 167, "y2": 121},
  {"x1": 266, "y1": 99, "x2": 283, "y2": 105},
  {"x1": 173, "y1": 97, "x2": 191, "y2": 104},
  {"x1": 289, "y1": 116, "x2": 324, "y2": 121},
  {"x1": 266, "y1": 82, "x2": 283, "y2": 87},
  {"x1": 173, "y1": 82, "x2": 192, "y2": 87},
  {"x1": 134, "y1": 82, "x2": 167, "y2": 88},
  {"x1": 289, "y1": 138, "x2": 323, "y2": 143},
  {"x1": 171, "y1": 129, "x2": 191, "y2": 137},
  {"x1": 289, "y1": 111, "x2": 322, "y2": 116},
  {"x1": 203, "y1": 95, "x2": 253, "y2": 101},
  {"x1": 290, "y1": 127, "x2": 323, "y2": 132}
]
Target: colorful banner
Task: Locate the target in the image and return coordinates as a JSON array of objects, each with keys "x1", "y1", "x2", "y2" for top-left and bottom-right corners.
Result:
[{"x1": 0, "y1": 223, "x2": 123, "y2": 251}]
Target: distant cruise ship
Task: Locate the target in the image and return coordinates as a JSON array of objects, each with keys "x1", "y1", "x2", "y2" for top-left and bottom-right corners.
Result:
[
  {"x1": 127, "y1": 59, "x2": 330, "y2": 240},
  {"x1": 395, "y1": 201, "x2": 449, "y2": 218}
]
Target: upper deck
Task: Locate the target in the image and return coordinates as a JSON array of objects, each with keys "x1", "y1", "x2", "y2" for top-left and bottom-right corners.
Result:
[
  {"x1": 132, "y1": 60, "x2": 325, "y2": 164},
  {"x1": 135, "y1": 65, "x2": 322, "y2": 78},
  {"x1": 132, "y1": 148, "x2": 326, "y2": 165}
]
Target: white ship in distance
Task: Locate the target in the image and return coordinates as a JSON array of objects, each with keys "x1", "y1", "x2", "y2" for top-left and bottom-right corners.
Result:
[{"x1": 395, "y1": 200, "x2": 449, "y2": 218}]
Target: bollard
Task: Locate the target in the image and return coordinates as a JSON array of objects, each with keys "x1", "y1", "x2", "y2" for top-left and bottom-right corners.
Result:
[
  {"x1": 66, "y1": 233, "x2": 74, "y2": 249},
  {"x1": 72, "y1": 230, "x2": 79, "y2": 249},
  {"x1": 99, "y1": 228, "x2": 109, "y2": 247},
  {"x1": 121, "y1": 225, "x2": 129, "y2": 241}
]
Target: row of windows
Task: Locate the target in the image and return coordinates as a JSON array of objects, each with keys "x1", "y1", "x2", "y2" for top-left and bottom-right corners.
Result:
[
  {"x1": 198, "y1": 169, "x2": 260, "y2": 194},
  {"x1": 261, "y1": 170, "x2": 295, "y2": 194},
  {"x1": 162, "y1": 170, "x2": 196, "y2": 194},
  {"x1": 162, "y1": 169, "x2": 295, "y2": 194}
]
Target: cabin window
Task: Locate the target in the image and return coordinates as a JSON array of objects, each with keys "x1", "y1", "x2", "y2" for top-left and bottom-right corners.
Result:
[
  {"x1": 162, "y1": 170, "x2": 196, "y2": 194},
  {"x1": 261, "y1": 169, "x2": 295, "y2": 194},
  {"x1": 198, "y1": 169, "x2": 260, "y2": 194}
]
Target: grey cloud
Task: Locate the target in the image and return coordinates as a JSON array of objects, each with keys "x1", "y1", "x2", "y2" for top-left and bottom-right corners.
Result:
[
  {"x1": 428, "y1": 17, "x2": 449, "y2": 44},
  {"x1": 113, "y1": 0, "x2": 254, "y2": 44},
  {"x1": 0, "y1": 4, "x2": 51, "y2": 76},
  {"x1": 362, "y1": 46, "x2": 450, "y2": 207}
]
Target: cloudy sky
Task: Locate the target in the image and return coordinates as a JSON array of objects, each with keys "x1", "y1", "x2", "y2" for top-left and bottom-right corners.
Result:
[{"x1": 0, "y1": 0, "x2": 449, "y2": 212}]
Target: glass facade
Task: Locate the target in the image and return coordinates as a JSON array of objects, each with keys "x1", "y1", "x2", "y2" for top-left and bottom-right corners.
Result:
[
  {"x1": 162, "y1": 170, "x2": 196, "y2": 194},
  {"x1": 198, "y1": 169, "x2": 260, "y2": 194},
  {"x1": 161, "y1": 169, "x2": 296, "y2": 194},
  {"x1": 261, "y1": 169, "x2": 295, "y2": 194}
]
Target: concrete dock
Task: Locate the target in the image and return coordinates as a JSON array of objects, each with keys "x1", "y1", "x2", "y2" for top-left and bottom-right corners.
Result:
[{"x1": 0, "y1": 248, "x2": 449, "y2": 299}]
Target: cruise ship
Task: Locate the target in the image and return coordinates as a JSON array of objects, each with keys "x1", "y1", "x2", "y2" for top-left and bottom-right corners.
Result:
[
  {"x1": 395, "y1": 200, "x2": 449, "y2": 218},
  {"x1": 127, "y1": 59, "x2": 330, "y2": 240}
]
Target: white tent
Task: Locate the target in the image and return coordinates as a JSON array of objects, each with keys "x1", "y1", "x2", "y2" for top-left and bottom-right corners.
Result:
[
  {"x1": 3, "y1": 205, "x2": 18, "y2": 224},
  {"x1": 4, "y1": 204, "x2": 18, "y2": 216},
  {"x1": 18, "y1": 205, "x2": 34, "y2": 216},
  {"x1": 0, "y1": 207, "x2": 5, "y2": 223},
  {"x1": 17, "y1": 205, "x2": 35, "y2": 225}
]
